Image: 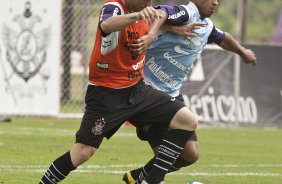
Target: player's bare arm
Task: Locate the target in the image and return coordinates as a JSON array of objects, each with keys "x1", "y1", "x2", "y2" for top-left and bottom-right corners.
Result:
[
  {"x1": 139, "y1": 6, "x2": 162, "y2": 25},
  {"x1": 162, "y1": 22, "x2": 206, "y2": 37},
  {"x1": 128, "y1": 4, "x2": 207, "y2": 55},
  {"x1": 132, "y1": 21, "x2": 206, "y2": 54},
  {"x1": 101, "y1": 6, "x2": 160, "y2": 34},
  {"x1": 127, "y1": 32, "x2": 156, "y2": 55},
  {"x1": 219, "y1": 32, "x2": 257, "y2": 66},
  {"x1": 240, "y1": 48, "x2": 257, "y2": 65},
  {"x1": 129, "y1": 9, "x2": 167, "y2": 55}
]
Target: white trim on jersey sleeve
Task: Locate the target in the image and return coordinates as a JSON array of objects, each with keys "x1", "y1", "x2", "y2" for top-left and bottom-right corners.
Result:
[
  {"x1": 101, "y1": 2, "x2": 124, "y2": 55},
  {"x1": 215, "y1": 27, "x2": 224, "y2": 34},
  {"x1": 205, "y1": 18, "x2": 215, "y2": 35}
]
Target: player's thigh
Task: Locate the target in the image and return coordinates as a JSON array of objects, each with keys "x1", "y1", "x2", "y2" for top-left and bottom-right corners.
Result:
[
  {"x1": 76, "y1": 85, "x2": 135, "y2": 148},
  {"x1": 129, "y1": 92, "x2": 185, "y2": 129}
]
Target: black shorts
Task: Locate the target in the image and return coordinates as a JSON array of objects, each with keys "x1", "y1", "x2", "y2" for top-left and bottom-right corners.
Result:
[
  {"x1": 75, "y1": 80, "x2": 185, "y2": 148},
  {"x1": 136, "y1": 94, "x2": 198, "y2": 148}
]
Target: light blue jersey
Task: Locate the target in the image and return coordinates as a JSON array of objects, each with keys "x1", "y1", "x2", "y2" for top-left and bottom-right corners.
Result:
[{"x1": 144, "y1": 2, "x2": 224, "y2": 97}]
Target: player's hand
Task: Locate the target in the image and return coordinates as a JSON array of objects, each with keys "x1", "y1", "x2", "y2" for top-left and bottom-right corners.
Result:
[
  {"x1": 128, "y1": 33, "x2": 156, "y2": 55},
  {"x1": 168, "y1": 22, "x2": 206, "y2": 37},
  {"x1": 138, "y1": 6, "x2": 162, "y2": 25},
  {"x1": 242, "y1": 49, "x2": 257, "y2": 66}
]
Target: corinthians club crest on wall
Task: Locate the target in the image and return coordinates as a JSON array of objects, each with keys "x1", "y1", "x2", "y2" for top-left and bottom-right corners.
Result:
[{"x1": 2, "y1": 1, "x2": 51, "y2": 83}]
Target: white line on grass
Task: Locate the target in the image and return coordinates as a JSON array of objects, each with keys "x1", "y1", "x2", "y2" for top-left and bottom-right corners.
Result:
[
  {"x1": 1, "y1": 164, "x2": 282, "y2": 169},
  {"x1": 1, "y1": 168, "x2": 281, "y2": 177},
  {"x1": 1, "y1": 164, "x2": 282, "y2": 177},
  {"x1": 0, "y1": 164, "x2": 142, "y2": 169},
  {"x1": 75, "y1": 170, "x2": 282, "y2": 177},
  {"x1": 0, "y1": 130, "x2": 135, "y2": 137},
  {"x1": 201, "y1": 164, "x2": 282, "y2": 168}
]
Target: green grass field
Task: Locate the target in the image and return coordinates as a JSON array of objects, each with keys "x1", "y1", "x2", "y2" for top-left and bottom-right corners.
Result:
[{"x1": 0, "y1": 118, "x2": 282, "y2": 184}]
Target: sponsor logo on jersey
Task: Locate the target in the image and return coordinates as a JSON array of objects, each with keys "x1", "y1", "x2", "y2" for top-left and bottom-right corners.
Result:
[
  {"x1": 163, "y1": 52, "x2": 187, "y2": 71},
  {"x1": 127, "y1": 31, "x2": 140, "y2": 39},
  {"x1": 174, "y1": 45, "x2": 191, "y2": 56},
  {"x1": 102, "y1": 40, "x2": 112, "y2": 48},
  {"x1": 168, "y1": 10, "x2": 186, "y2": 20},
  {"x1": 113, "y1": 7, "x2": 119, "y2": 16},
  {"x1": 146, "y1": 57, "x2": 178, "y2": 88},
  {"x1": 96, "y1": 62, "x2": 109, "y2": 69},
  {"x1": 132, "y1": 57, "x2": 144, "y2": 70},
  {"x1": 184, "y1": 36, "x2": 204, "y2": 50},
  {"x1": 128, "y1": 69, "x2": 142, "y2": 80}
]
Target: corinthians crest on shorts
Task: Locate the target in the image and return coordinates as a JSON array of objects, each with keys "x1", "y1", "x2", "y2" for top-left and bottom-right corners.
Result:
[
  {"x1": 91, "y1": 118, "x2": 106, "y2": 136},
  {"x1": 2, "y1": 2, "x2": 51, "y2": 83}
]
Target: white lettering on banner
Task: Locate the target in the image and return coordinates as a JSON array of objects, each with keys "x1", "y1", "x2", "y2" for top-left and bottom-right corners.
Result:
[{"x1": 182, "y1": 87, "x2": 258, "y2": 124}]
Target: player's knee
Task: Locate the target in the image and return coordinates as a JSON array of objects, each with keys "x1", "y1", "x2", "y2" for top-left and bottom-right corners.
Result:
[
  {"x1": 188, "y1": 114, "x2": 198, "y2": 130},
  {"x1": 170, "y1": 107, "x2": 198, "y2": 131},
  {"x1": 78, "y1": 148, "x2": 95, "y2": 162},
  {"x1": 70, "y1": 143, "x2": 96, "y2": 167}
]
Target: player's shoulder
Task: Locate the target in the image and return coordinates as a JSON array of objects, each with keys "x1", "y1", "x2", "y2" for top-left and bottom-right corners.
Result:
[
  {"x1": 182, "y1": 2, "x2": 198, "y2": 13},
  {"x1": 180, "y1": 2, "x2": 201, "y2": 22},
  {"x1": 205, "y1": 18, "x2": 214, "y2": 27},
  {"x1": 205, "y1": 18, "x2": 223, "y2": 34}
]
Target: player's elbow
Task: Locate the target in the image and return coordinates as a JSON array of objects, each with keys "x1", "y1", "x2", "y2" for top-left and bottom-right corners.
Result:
[
  {"x1": 158, "y1": 9, "x2": 167, "y2": 21},
  {"x1": 100, "y1": 21, "x2": 112, "y2": 34}
]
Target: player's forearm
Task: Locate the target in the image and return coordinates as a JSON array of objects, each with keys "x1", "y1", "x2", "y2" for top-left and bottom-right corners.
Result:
[
  {"x1": 147, "y1": 10, "x2": 167, "y2": 38},
  {"x1": 100, "y1": 12, "x2": 140, "y2": 33},
  {"x1": 219, "y1": 32, "x2": 246, "y2": 57}
]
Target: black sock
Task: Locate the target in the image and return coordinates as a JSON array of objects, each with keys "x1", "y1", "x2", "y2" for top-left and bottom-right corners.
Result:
[
  {"x1": 131, "y1": 167, "x2": 143, "y2": 181},
  {"x1": 39, "y1": 151, "x2": 76, "y2": 184},
  {"x1": 146, "y1": 129, "x2": 195, "y2": 183},
  {"x1": 135, "y1": 158, "x2": 154, "y2": 184},
  {"x1": 168, "y1": 156, "x2": 192, "y2": 172},
  {"x1": 134, "y1": 156, "x2": 193, "y2": 183}
]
